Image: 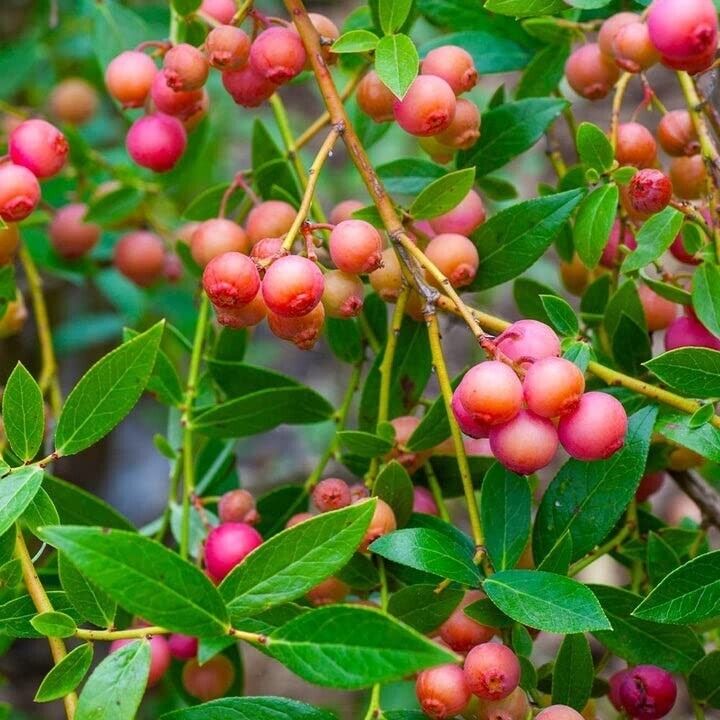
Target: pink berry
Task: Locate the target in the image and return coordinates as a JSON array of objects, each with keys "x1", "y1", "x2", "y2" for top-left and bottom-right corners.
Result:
[
  {"x1": 215, "y1": 289, "x2": 267, "y2": 329},
  {"x1": 565, "y1": 43, "x2": 620, "y2": 100},
  {"x1": 523, "y1": 357, "x2": 585, "y2": 418},
  {"x1": 182, "y1": 654, "x2": 235, "y2": 701},
  {"x1": 657, "y1": 110, "x2": 700, "y2": 157},
  {"x1": 286, "y1": 512, "x2": 314, "y2": 529},
  {"x1": 664, "y1": 314, "x2": 720, "y2": 350},
  {"x1": 267, "y1": 302, "x2": 325, "y2": 350},
  {"x1": 636, "y1": 472, "x2": 666, "y2": 502},
  {"x1": 489, "y1": 410, "x2": 559, "y2": 475},
  {"x1": 151, "y1": 71, "x2": 205, "y2": 120},
  {"x1": 609, "y1": 669, "x2": 632, "y2": 710},
  {"x1": 477, "y1": 687, "x2": 530, "y2": 720},
  {"x1": 387, "y1": 415, "x2": 432, "y2": 474},
  {"x1": 669, "y1": 231, "x2": 701, "y2": 264},
  {"x1": 416, "y1": 664, "x2": 471, "y2": 720},
  {"x1": 222, "y1": 64, "x2": 278, "y2": 107},
  {"x1": 126, "y1": 114, "x2": 186, "y2": 173},
  {"x1": 536, "y1": 705, "x2": 585, "y2": 720},
  {"x1": 424, "y1": 233, "x2": 479, "y2": 288},
  {"x1": 204, "y1": 522, "x2": 263, "y2": 583},
  {"x1": 110, "y1": 636, "x2": 171, "y2": 688},
  {"x1": 322, "y1": 270, "x2": 364, "y2": 318},
  {"x1": 429, "y1": 190, "x2": 486, "y2": 236},
  {"x1": 360, "y1": 498, "x2": 397, "y2": 551},
  {"x1": 206, "y1": 25, "x2": 251, "y2": 70},
  {"x1": 435, "y1": 98, "x2": 481, "y2": 150},
  {"x1": 627, "y1": 168, "x2": 672, "y2": 215},
  {"x1": 105, "y1": 50, "x2": 157, "y2": 108},
  {"x1": 199, "y1": 0, "x2": 235, "y2": 23},
  {"x1": 464, "y1": 643, "x2": 520, "y2": 701},
  {"x1": 616, "y1": 122, "x2": 657, "y2": 168},
  {"x1": 496, "y1": 320, "x2": 561, "y2": 367},
  {"x1": 163, "y1": 43, "x2": 209, "y2": 91},
  {"x1": 246, "y1": 201, "x2": 297, "y2": 245},
  {"x1": 451, "y1": 387, "x2": 489, "y2": 438},
  {"x1": 648, "y1": 0, "x2": 717, "y2": 69},
  {"x1": 598, "y1": 12, "x2": 640, "y2": 57},
  {"x1": 412, "y1": 486, "x2": 438, "y2": 515},
  {"x1": 202, "y1": 252, "x2": 260, "y2": 309},
  {"x1": 329, "y1": 199, "x2": 364, "y2": 225},
  {"x1": 218, "y1": 489, "x2": 258, "y2": 525},
  {"x1": 329, "y1": 219, "x2": 383, "y2": 274},
  {"x1": 619, "y1": 665, "x2": 677, "y2": 720},
  {"x1": 601, "y1": 220, "x2": 637, "y2": 268},
  {"x1": 659, "y1": 46, "x2": 716, "y2": 74},
  {"x1": 557, "y1": 391, "x2": 628, "y2": 461},
  {"x1": 0, "y1": 163, "x2": 41, "y2": 222},
  {"x1": 612, "y1": 21, "x2": 661, "y2": 72},
  {"x1": 422, "y1": 45, "x2": 478, "y2": 95},
  {"x1": 440, "y1": 591, "x2": 494, "y2": 653},
  {"x1": 312, "y1": 478, "x2": 352, "y2": 512},
  {"x1": 9, "y1": 119, "x2": 68, "y2": 179},
  {"x1": 168, "y1": 634, "x2": 198, "y2": 660},
  {"x1": 262, "y1": 255, "x2": 324, "y2": 317},
  {"x1": 357, "y1": 71, "x2": 396, "y2": 123},
  {"x1": 49, "y1": 203, "x2": 101, "y2": 260},
  {"x1": 638, "y1": 284, "x2": 678, "y2": 331},
  {"x1": 190, "y1": 218, "x2": 249, "y2": 268},
  {"x1": 393, "y1": 76, "x2": 457, "y2": 137},
  {"x1": 457, "y1": 362, "x2": 523, "y2": 427},
  {"x1": 114, "y1": 231, "x2": 166, "y2": 287},
  {"x1": 251, "y1": 236, "x2": 285, "y2": 263},
  {"x1": 249, "y1": 27, "x2": 307, "y2": 84}
]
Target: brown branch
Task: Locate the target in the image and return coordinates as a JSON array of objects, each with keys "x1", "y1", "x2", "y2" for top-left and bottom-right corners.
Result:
[{"x1": 671, "y1": 470, "x2": 720, "y2": 530}]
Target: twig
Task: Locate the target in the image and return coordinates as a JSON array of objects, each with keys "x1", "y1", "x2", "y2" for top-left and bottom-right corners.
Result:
[{"x1": 671, "y1": 470, "x2": 720, "y2": 529}]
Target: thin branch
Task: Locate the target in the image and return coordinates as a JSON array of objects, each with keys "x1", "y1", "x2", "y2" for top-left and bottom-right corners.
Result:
[{"x1": 671, "y1": 470, "x2": 720, "y2": 529}]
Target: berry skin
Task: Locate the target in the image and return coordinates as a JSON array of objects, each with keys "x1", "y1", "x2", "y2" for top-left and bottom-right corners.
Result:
[
  {"x1": 215, "y1": 290, "x2": 266, "y2": 328},
  {"x1": 49, "y1": 78, "x2": 98, "y2": 125},
  {"x1": 495, "y1": 320, "x2": 561, "y2": 367},
  {"x1": 369, "y1": 248, "x2": 403, "y2": 301},
  {"x1": 636, "y1": 472, "x2": 666, "y2": 502},
  {"x1": 451, "y1": 387, "x2": 489, "y2": 438},
  {"x1": 285, "y1": 512, "x2": 314, "y2": 529},
  {"x1": 535, "y1": 705, "x2": 585, "y2": 720},
  {"x1": 0, "y1": 224, "x2": 20, "y2": 265},
  {"x1": 262, "y1": 255, "x2": 324, "y2": 318},
  {"x1": 199, "y1": 0, "x2": 235, "y2": 23},
  {"x1": 393, "y1": 76, "x2": 457, "y2": 137},
  {"x1": 476, "y1": 687, "x2": 530, "y2": 720},
  {"x1": 422, "y1": 45, "x2": 478, "y2": 96},
  {"x1": 560, "y1": 254, "x2": 590, "y2": 296},
  {"x1": 329, "y1": 199, "x2": 364, "y2": 225},
  {"x1": 222, "y1": 65, "x2": 278, "y2": 107},
  {"x1": 105, "y1": 51, "x2": 157, "y2": 108},
  {"x1": 322, "y1": 270, "x2": 364, "y2": 318},
  {"x1": 246, "y1": 201, "x2": 297, "y2": 245},
  {"x1": 0, "y1": 163, "x2": 41, "y2": 222},
  {"x1": 114, "y1": 231, "x2": 166, "y2": 287},
  {"x1": 267, "y1": 302, "x2": 325, "y2": 350},
  {"x1": 190, "y1": 218, "x2": 249, "y2": 268},
  {"x1": 360, "y1": 498, "x2": 397, "y2": 551},
  {"x1": 126, "y1": 114, "x2": 187, "y2": 173},
  {"x1": 664, "y1": 314, "x2": 720, "y2": 350},
  {"x1": 612, "y1": 22, "x2": 661, "y2": 72},
  {"x1": 523, "y1": 357, "x2": 585, "y2": 419},
  {"x1": 489, "y1": 410, "x2": 559, "y2": 475},
  {"x1": 657, "y1": 110, "x2": 699, "y2": 157},
  {"x1": 306, "y1": 577, "x2": 350, "y2": 606},
  {"x1": 387, "y1": 415, "x2": 432, "y2": 474},
  {"x1": 312, "y1": 478, "x2": 352, "y2": 512},
  {"x1": 202, "y1": 252, "x2": 260, "y2": 309},
  {"x1": 168, "y1": 634, "x2": 198, "y2": 660},
  {"x1": 440, "y1": 591, "x2": 494, "y2": 653},
  {"x1": 9, "y1": 119, "x2": 68, "y2": 179},
  {"x1": 638, "y1": 284, "x2": 678, "y2": 331},
  {"x1": 628, "y1": 168, "x2": 672, "y2": 215},
  {"x1": 601, "y1": 220, "x2": 637, "y2": 268},
  {"x1": 357, "y1": 70, "x2": 396, "y2": 123},
  {"x1": 435, "y1": 98, "x2": 481, "y2": 150},
  {"x1": 251, "y1": 236, "x2": 285, "y2": 263},
  {"x1": 218, "y1": 489, "x2": 258, "y2": 525},
  {"x1": 458, "y1": 362, "x2": 523, "y2": 427},
  {"x1": 557, "y1": 391, "x2": 628, "y2": 461},
  {"x1": 329, "y1": 219, "x2": 383, "y2": 274},
  {"x1": 669, "y1": 155, "x2": 706, "y2": 200},
  {"x1": 565, "y1": 43, "x2": 620, "y2": 100},
  {"x1": 424, "y1": 233, "x2": 479, "y2": 288},
  {"x1": 598, "y1": 12, "x2": 640, "y2": 57},
  {"x1": 609, "y1": 669, "x2": 632, "y2": 711},
  {"x1": 204, "y1": 522, "x2": 263, "y2": 583},
  {"x1": 669, "y1": 233, "x2": 700, "y2": 265},
  {"x1": 250, "y1": 27, "x2": 307, "y2": 84},
  {"x1": 429, "y1": 190, "x2": 486, "y2": 236},
  {"x1": 616, "y1": 122, "x2": 657, "y2": 168},
  {"x1": 163, "y1": 43, "x2": 209, "y2": 92},
  {"x1": 110, "y1": 636, "x2": 171, "y2": 688},
  {"x1": 206, "y1": 25, "x2": 251, "y2": 70},
  {"x1": 150, "y1": 72, "x2": 204, "y2": 120},
  {"x1": 659, "y1": 46, "x2": 716, "y2": 74},
  {"x1": 182, "y1": 655, "x2": 235, "y2": 702},
  {"x1": 618, "y1": 665, "x2": 677, "y2": 720},
  {"x1": 412, "y1": 486, "x2": 438, "y2": 516},
  {"x1": 49, "y1": 203, "x2": 101, "y2": 260},
  {"x1": 416, "y1": 664, "x2": 471, "y2": 720},
  {"x1": 464, "y1": 643, "x2": 521, "y2": 701}
]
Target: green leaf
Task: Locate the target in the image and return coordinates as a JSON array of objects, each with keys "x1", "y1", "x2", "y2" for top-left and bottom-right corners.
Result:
[
  {"x1": 332, "y1": 29, "x2": 380, "y2": 53},
  {"x1": 688, "y1": 652, "x2": 720, "y2": 708},
  {"x1": 387, "y1": 584, "x2": 463, "y2": 634},
  {"x1": 645, "y1": 348, "x2": 720, "y2": 398},
  {"x1": 0, "y1": 591, "x2": 78, "y2": 638},
  {"x1": 375, "y1": 33, "x2": 419, "y2": 98},
  {"x1": 208, "y1": 361, "x2": 297, "y2": 398},
  {"x1": 409, "y1": 168, "x2": 476, "y2": 220},
  {"x1": 621, "y1": 207, "x2": 684, "y2": 273},
  {"x1": 35, "y1": 643, "x2": 93, "y2": 703},
  {"x1": 377, "y1": 158, "x2": 445, "y2": 195},
  {"x1": 646, "y1": 532, "x2": 680, "y2": 587},
  {"x1": 379, "y1": 0, "x2": 413, "y2": 33},
  {"x1": 633, "y1": 550, "x2": 720, "y2": 625},
  {"x1": 0, "y1": 265, "x2": 16, "y2": 320},
  {"x1": 220, "y1": 501, "x2": 375, "y2": 622},
  {"x1": 639, "y1": 273, "x2": 691, "y2": 305},
  {"x1": 516, "y1": 42, "x2": 569, "y2": 99},
  {"x1": 476, "y1": 175, "x2": 518, "y2": 201},
  {"x1": 183, "y1": 183, "x2": 245, "y2": 221},
  {"x1": 172, "y1": 0, "x2": 201, "y2": 15},
  {"x1": 87, "y1": 0, "x2": 148, "y2": 71},
  {"x1": 266, "y1": 605, "x2": 457, "y2": 689},
  {"x1": 38, "y1": 526, "x2": 229, "y2": 636},
  {"x1": 484, "y1": 0, "x2": 567, "y2": 16},
  {"x1": 256, "y1": 484, "x2": 308, "y2": 538},
  {"x1": 20, "y1": 486, "x2": 57, "y2": 534},
  {"x1": 590, "y1": 585, "x2": 704, "y2": 672},
  {"x1": 75, "y1": 639, "x2": 150, "y2": 720},
  {"x1": 0, "y1": 558, "x2": 22, "y2": 589},
  {"x1": 536, "y1": 531, "x2": 573, "y2": 575},
  {"x1": 576, "y1": 122, "x2": 614, "y2": 174},
  {"x1": 540, "y1": 295, "x2": 579, "y2": 337},
  {"x1": 464, "y1": 597, "x2": 513, "y2": 628},
  {"x1": 483, "y1": 570, "x2": 611, "y2": 633},
  {"x1": 604, "y1": 280, "x2": 646, "y2": 340},
  {"x1": 59, "y1": 553, "x2": 116, "y2": 628},
  {"x1": 370, "y1": 527, "x2": 482, "y2": 586},
  {"x1": 338, "y1": 431, "x2": 393, "y2": 458},
  {"x1": 336, "y1": 553, "x2": 380, "y2": 591},
  {"x1": 30, "y1": 611, "x2": 76, "y2": 638},
  {"x1": 573, "y1": 184, "x2": 618, "y2": 269},
  {"x1": 375, "y1": 461, "x2": 414, "y2": 527},
  {"x1": 192, "y1": 386, "x2": 334, "y2": 439},
  {"x1": 513, "y1": 278, "x2": 558, "y2": 323},
  {"x1": 534, "y1": 407, "x2": 656, "y2": 561},
  {"x1": 55, "y1": 321, "x2": 164, "y2": 456},
  {"x1": 471, "y1": 190, "x2": 584, "y2": 290},
  {"x1": 481, "y1": 463, "x2": 531, "y2": 571},
  {"x1": 552, "y1": 634, "x2": 593, "y2": 710},
  {"x1": 655, "y1": 409, "x2": 720, "y2": 464},
  {"x1": 325, "y1": 318, "x2": 363, "y2": 364},
  {"x1": 2, "y1": 363, "x2": 44, "y2": 461},
  {"x1": 612, "y1": 312, "x2": 652, "y2": 375},
  {"x1": 85, "y1": 187, "x2": 144, "y2": 225},
  {"x1": 0, "y1": 466, "x2": 44, "y2": 537},
  {"x1": 458, "y1": 99, "x2": 567, "y2": 176},
  {"x1": 163, "y1": 698, "x2": 335, "y2": 720},
  {"x1": 692, "y1": 262, "x2": 720, "y2": 336}
]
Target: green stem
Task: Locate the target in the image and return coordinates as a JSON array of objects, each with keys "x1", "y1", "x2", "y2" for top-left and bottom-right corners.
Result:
[
  {"x1": 358, "y1": 311, "x2": 382, "y2": 354},
  {"x1": 568, "y1": 523, "x2": 632, "y2": 576},
  {"x1": 377, "y1": 288, "x2": 408, "y2": 427},
  {"x1": 424, "y1": 461, "x2": 451, "y2": 523}
]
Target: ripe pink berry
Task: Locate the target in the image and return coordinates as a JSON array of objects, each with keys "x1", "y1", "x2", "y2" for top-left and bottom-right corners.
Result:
[
  {"x1": 477, "y1": 687, "x2": 530, "y2": 720},
  {"x1": 669, "y1": 155, "x2": 706, "y2": 200},
  {"x1": 616, "y1": 122, "x2": 657, "y2": 168},
  {"x1": 601, "y1": 220, "x2": 637, "y2": 268},
  {"x1": 464, "y1": 643, "x2": 520, "y2": 701},
  {"x1": 669, "y1": 233, "x2": 701, "y2": 264},
  {"x1": 250, "y1": 27, "x2": 307, "y2": 84},
  {"x1": 222, "y1": 64, "x2": 278, "y2": 107},
  {"x1": 598, "y1": 12, "x2": 640, "y2": 57},
  {"x1": 114, "y1": 231, "x2": 166, "y2": 287},
  {"x1": 357, "y1": 70, "x2": 396, "y2": 123},
  {"x1": 452, "y1": 387, "x2": 489, "y2": 438},
  {"x1": 329, "y1": 199, "x2": 364, "y2": 225},
  {"x1": 204, "y1": 522, "x2": 263, "y2": 582},
  {"x1": 657, "y1": 110, "x2": 699, "y2": 157},
  {"x1": 664, "y1": 314, "x2": 720, "y2": 350},
  {"x1": 199, "y1": 0, "x2": 235, "y2": 23},
  {"x1": 636, "y1": 472, "x2": 666, "y2": 502},
  {"x1": 251, "y1": 236, "x2": 285, "y2": 263},
  {"x1": 638, "y1": 284, "x2": 678, "y2": 331},
  {"x1": 424, "y1": 233, "x2": 479, "y2": 288},
  {"x1": 496, "y1": 320, "x2": 561, "y2": 367},
  {"x1": 0, "y1": 163, "x2": 41, "y2": 222},
  {"x1": 49, "y1": 77, "x2": 99, "y2": 126},
  {"x1": 565, "y1": 43, "x2": 620, "y2": 100},
  {"x1": 394, "y1": 76, "x2": 456, "y2": 137},
  {"x1": 416, "y1": 664, "x2": 471, "y2": 720},
  {"x1": 151, "y1": 69, "x2": 205, "y2": 119},
  {"x1": 557, "y1": 391, "x2": 628, "y2": 461},
  {"x1": 49, "y1": 203, "x2": 101, "y2": 260},
  {"x1": 267, "y1": 302, "x2": 325, "y2": 350},
  {"x1": 218, "y1": 489, "x2": 258, "y2": 525},
  {"x1": 182, "y1": 655, "x2": 235, "y2": 702},
  {"x1": 246, "y1": 201, "x2": 297, "y2": 245},
  {"x1": 163, "y1": 43, "x2": 209, "y2": 91},
  {"x1": 190, "y1": 218, "x2": 249, "y2": 268},
  {"x1": 9, "y1": 119, "x2": 68, "y2": 179},
  {"x1": 458, "y1": 362, "x2": 523, "y2": 427},
  {"x1": 412, "y1": 486, "x2": 438, "y2": 515},
  {"x1": 322, "y1": 270, "x2": 364, "y2": 318},
  {"x1": 360, "y1": 498, "x2": 397, "y2": 551},
  {"x1": 215, "y1": 290, "x2": 267, "y2": 329},
  {"x1": 609, "y1": 669, "x2": 632, "y2": 710},
  {"x1": 422, "y1": 45, "x2": 478, "y2": 95},
  {"x1": 312, "y1": 478, "x2": 352, "y2": 512},
  {"x1": 659, "y1": 45, "x2": 716, "y2": 74},
  {"x1": 262, "y1": 255, "x2": 324, "y2": 317},
  {"x1": 429, "y1": 190, "x2": 487, "y2": 236},
  {"x1": 618, "y1": 665, "x2": 677, "y2": 720},
  {"x1": 0, "y1": 224, "x2": 19, "y2": 265},
  {"x1": 306, "y1": 577, "x2": 350, "y2": 606},
  {"x1": 613, "y1": 21, "x2": 661, "y2": 72},
  {"x1": 369, "y1": 248, "x2": 403, "y2": 301},
  {"x1": 628, "y1": 169, "x2": 672, "y2": 215},
  {"x1": 435, "y1": 98, "x2": 481, "y2": 150},
  {"x1": 329, "y1": 219, "x2": 383, "y2": 274},
  {"x1": 440, "y1": 591, "x2": 494, "y2": 653},
  {"x1": 126, "y1": 114, "x2": 187, "y2": 172},
  {"x1": 523, "y1": 357, "x2": 585, "y2": 418},
  {"x1": 286, "y1": 512, "x2": 314, "y2": 529},
  {"x1": 490, "y1": 409, "x2": 559, "y2": 475},
  {"x1": 535, "y1": 705, "x2": 585, "y2": 720},
  {"x1": 202, "y1": 252, "x2": 260, "y2": 309},
  {"x1": 168, "y1": 634, "x2": 198, "y2": 660},
  {"x1": 105, "y1": 50, "x2": 157, "y2": 108},
  {"x1": 387, "y1": 415, "x2": 432, "y2": 474},
  {"x1": 206, "y1": 25, "x2": 251, "y2": 70},
  {"x1": 110, "y1": 636, "x2": 171, "y2": 688}
]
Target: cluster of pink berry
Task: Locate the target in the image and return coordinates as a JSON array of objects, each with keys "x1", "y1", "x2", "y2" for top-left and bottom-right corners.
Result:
[{"x1": 452, "y1": 320, "x2": 628, "y2": 475}]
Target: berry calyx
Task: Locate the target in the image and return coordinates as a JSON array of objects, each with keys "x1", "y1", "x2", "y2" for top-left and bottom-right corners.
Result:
[
  {"x1": 9, "y1": 119, "x2": 68, "y2": 179},
  {"x1": 202, "y1": 252, "x2": 260, "y2": 309},
  {"x1": 329, "y1": 219, "x2": 383, "y2": 274},
  {"x1": 190, "y1": 218, "x2": 249, "y2": 268},
  {"x1": 114, "y1": 231, "x2": 166, "y2": 287},
  {"x1": 424, "y1": 233, "x2": 479, "y2": 288},
  {"x1": 429, "y1": 190, "x2": 486, "y2": 236},
  {"x1": 262, "y1": 255, "x2": 324, "y2": 317},
  {"x1": 49, "y1": 203, "x2": 101, "y2": 260},
  {"x1": 312, "y1": 477, "x2": 352, "y2": 512},
  {"x1": 393, "y1": 75, "x2": 457, "y2": 137},
  {"x1": 422, "y1": 45, "x2": 478, "y2": 96},
  {"x1": 612, "y1": 22, "x2": 661, "y2": 72},
  {"x1": 203, "y1": 522, "x2": 263, "y2": 583},
  {"x1": 0, "y1": 163, "x2": 41, "y2": 223},
  {"x1": 416, "y1": 664, "x2": 471, "y2": 720},
  {"x1": 163, "y1": 43, "x2": 209, "y2": 92},
  {"x1": 105, "y1": 50, "x2": 157, "y2": 108},
  {"x1": 126, "y1": 113, "x2": 187, "y2": 172},
  {"x1": 150, "y1": 71, "x2": 205, "y2": 120},
  {"x1": 628, "y1": 168, "x2": 672, "y2": 215},
  {"x1": 464, "y1": 643, "x2": 521, "y2": 701},
  {"x1": 249, "y1": 27, "x2": 307, "y2": 84}
]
